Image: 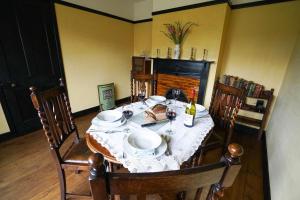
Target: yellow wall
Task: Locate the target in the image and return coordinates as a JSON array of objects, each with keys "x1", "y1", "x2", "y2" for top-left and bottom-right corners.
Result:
[
  {"x1": 220, "y1": 1, "x2": 300, "y2": 98},
  {"x1": 133, "y1": 22, "x2": 152, "y2": 56},
  {"x1": 55, "y1": 4, "x2": 133, "y2": 112},
  {"x1": 0, "y1": 103, "x2": 9, "y2": 134},
  {"x1": 267, "y1": 32, "x2": 300, "y2": 200},
  {"x1": 151, "y1": 3, "x2": 230, "y2": 107}
]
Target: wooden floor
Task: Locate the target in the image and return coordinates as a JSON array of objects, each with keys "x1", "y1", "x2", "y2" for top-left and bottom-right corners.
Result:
[{"x1": 0, "y1": 112, "x2": 264, "y2": 200}]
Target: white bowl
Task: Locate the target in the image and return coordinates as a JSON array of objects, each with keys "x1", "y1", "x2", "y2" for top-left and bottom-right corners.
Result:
[
  {"x1": 97, "y1": 110, "x2": 122, "y2": 122},
  {"x1": 127, "y1": 132, "x2": 162, "y2": 155}
]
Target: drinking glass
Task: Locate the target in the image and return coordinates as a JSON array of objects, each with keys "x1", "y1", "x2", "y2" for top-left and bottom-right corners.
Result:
[
  {"x1": 138, "y1": 90, "x2": 146, "y2": 109},
  {"x1": 172, "y1": 89, "x2": 181, "y2": 106},
  {"x1": 122, "y1": 104, "x2": 133, "y2": 120},
  {"x1": 165, "y1": 106, "x2": 176, "y2": 135}
]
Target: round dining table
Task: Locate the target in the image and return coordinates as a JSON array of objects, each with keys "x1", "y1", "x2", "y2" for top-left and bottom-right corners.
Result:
[{"x1": 85, "y1": 100, "x2": 214, "y2": 173}]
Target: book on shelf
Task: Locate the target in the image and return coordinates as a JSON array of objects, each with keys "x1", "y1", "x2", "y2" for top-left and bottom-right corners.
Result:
[
  {"x1": 253, "y1": 84, "x2": 264, "y2": 98},
  {"x1": 220, "y1": 75, "x2": 269, "y2": 99}
]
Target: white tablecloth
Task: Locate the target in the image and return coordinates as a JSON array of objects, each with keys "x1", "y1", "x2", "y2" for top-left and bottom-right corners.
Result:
[{"x1": 87, "y1": 100, "x2": 214, "y2": 173}]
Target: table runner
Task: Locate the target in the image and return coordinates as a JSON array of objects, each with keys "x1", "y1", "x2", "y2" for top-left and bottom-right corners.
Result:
[{"x1": 87, "y1": 100, "x2": 214, "y2": 173}]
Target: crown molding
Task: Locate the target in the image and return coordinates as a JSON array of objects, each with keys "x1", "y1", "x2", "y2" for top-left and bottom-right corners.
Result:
[{"x1": 55, "y1": 0, "x2": 296, "y2": 24}]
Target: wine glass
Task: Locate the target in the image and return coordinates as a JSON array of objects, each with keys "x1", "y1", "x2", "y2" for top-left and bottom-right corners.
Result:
[
  {"x1": 138, "y1": 89, "x2": 146, "y2": 109},
  {"x1": 122, "y1": 104, "x2": 133, "y2": 120},
  {"x1": 172, "y1": 89, "x2": 181, "y2": 106},
  {"x1": 165, "y1": 106, "x2": 176, "y2": 135}
]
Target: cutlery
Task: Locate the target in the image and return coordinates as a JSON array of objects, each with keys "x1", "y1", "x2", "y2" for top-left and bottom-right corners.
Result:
[
  {"x1": 89, "y1": 127, "x2": 130, "y2": 134},
  {"x1": 122, "y1": 152, "x2": 127, "y2": 159},
  {"x1": 143, "y1": 100, "x2": 150, "y2": 107},
  {"x1": 141, "y1": 119, "x2": 169, "y2": 127},
  {"x1": 161, "y1": 135, "x2": 171, "y2": 156}
]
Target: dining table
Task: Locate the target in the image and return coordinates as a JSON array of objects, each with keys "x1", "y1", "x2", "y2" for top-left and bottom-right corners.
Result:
[{"x1": 85, "y1": 98, "x2": 214, "y2": 173}]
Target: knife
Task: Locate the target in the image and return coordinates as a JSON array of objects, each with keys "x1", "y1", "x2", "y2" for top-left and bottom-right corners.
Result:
[{"x1": 141, "y1": 119, "x2": 169, "y2": 127}]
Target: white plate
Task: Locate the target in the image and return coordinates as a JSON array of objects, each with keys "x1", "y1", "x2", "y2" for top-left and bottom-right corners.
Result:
[
  {"x1": 195, "y1": 110, "x2": 209, "y2": 118},
  {"x1": 124, "y1": 137, "x2": 167, "y2": 159},
  {"x1": 149, "y1": 95, "x2": 166, "y2": 103},
  {"x1": 92, "y1": 116, "x2": 126, "y2": 128},
  {"x1": 97, "y1": 110, "x2": 123, "y2": 122},
  {"x1": 127, "y1": 132, "x2": 162, "y2": 154}
]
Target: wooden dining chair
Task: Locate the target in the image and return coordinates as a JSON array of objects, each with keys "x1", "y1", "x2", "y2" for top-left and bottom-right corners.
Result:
[
  {"x1": 176, "y1": 81, "x2": 245, "y2": 169},
  {"x1": 88, "y1": 143, "x2": 243, "y2": 200},
  {"x1": 30, "y1": 78, "x2": 92, "y2": 200},
  {"x1": 206, "y1": 81, "x2": 246, "y2": 153},
  {"x1": 131, "y1": 71, "x2": 155, "y2": 103}
]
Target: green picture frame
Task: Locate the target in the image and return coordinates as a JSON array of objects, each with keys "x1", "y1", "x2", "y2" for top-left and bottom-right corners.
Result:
[{"x1": 97, "y1": 83, "x2": 116, "y2": 111}]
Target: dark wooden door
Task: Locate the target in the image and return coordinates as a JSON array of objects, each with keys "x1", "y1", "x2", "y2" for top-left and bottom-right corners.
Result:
[{"x1": 0, "y1": 0, "x2": 64, "y2": 135}]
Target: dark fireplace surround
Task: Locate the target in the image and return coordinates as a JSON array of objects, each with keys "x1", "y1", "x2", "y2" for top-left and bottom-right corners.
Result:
[{"x1": 153, "y1": 58, "x2": 213, "y2": 105}]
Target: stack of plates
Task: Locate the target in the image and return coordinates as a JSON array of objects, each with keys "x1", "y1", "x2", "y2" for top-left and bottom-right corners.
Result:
[
  {"x1": 145, "y1": 95, "x2": 166, "y2": 107},
  {"x1": 124, "y1": 131, "x2": 167, "y2": 158},
  {"x1": 92, "y1": 110, "x2": 126, "y2": 128},
  {"x1": 149, "y1": 95, "x2": 166, "y2": 103}
]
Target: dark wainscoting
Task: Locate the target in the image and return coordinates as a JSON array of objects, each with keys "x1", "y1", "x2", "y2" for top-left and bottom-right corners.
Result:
[{"x1": 153, "y1": 58, "x2": 213, "y2": 105}]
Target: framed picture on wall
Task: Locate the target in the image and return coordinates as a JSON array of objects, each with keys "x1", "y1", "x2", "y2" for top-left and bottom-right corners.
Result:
[{"x1": 97, "y1": 83, "x2": 116, "y2": 111}]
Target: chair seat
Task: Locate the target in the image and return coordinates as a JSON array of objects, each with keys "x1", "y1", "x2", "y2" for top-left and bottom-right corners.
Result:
[{"x1": 63, "y1": 138, "x2": 91, "y2": 164}]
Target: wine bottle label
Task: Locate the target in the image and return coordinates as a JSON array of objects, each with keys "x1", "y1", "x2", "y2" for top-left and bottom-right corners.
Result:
[{"x1": 184, "y1": 113, "x2": 194, "y2": 127}]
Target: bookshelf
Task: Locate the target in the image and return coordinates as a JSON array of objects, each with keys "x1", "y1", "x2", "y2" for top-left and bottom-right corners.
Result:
[{"x1": 221, "y1": 75, "x2": 274, "y2": 140}]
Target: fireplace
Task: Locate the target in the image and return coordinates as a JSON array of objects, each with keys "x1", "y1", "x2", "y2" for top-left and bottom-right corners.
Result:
[{"x1": 153, "y1": 58, "x2": 213, "y2": 105}]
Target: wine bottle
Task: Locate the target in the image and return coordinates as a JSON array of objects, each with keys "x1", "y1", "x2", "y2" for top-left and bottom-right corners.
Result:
[{"x1": 184, "y1": 89, "x2": 196, "y2": 127}]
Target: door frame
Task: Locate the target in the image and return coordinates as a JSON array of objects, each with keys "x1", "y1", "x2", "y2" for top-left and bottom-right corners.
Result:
[{"x1": 0, "y1": 0, "x2": 66, "y2": 139}]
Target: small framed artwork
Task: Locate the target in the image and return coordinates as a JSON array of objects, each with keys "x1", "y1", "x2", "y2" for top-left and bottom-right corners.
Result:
[{"x1": 97, "y1": 83, "x2": 116, "y2": 111}]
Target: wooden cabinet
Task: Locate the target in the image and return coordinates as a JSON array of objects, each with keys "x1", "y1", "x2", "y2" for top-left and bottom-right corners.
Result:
[{"x1": 132, "y1": 56, "x2": 151, "y2": 75}]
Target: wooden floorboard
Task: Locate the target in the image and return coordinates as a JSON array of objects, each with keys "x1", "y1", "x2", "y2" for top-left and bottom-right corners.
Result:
[{"x1": 0, "y1": 112, "x2": 264, "y2": 200}]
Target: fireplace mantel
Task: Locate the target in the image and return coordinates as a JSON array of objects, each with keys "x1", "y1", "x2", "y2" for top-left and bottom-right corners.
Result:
[{"x1": 152, "y1": 58, "x2": 214, "y2": 105}]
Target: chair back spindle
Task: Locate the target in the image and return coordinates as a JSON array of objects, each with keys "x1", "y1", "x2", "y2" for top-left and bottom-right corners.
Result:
[
  {"x1": 131, "y1": 72, "x2": 154, "y2": 103},
  {"x1": 30, "y1": 78, "x2": 79, "y2": 150},
  {"x1": 209, "y1": 82, "x2": 245, "y2": 130}
]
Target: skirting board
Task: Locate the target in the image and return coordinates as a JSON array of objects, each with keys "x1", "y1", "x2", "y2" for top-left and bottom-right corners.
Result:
[
  {"x1": 262, "y1": 133, "x2": 271, "y2": 200},
  {"x1": 0, "y1": 131, "x2": 14, "y2": 142}
]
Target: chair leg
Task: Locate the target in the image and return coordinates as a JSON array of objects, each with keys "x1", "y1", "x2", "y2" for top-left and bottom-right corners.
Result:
[
  {"x1": 224, "y1": 128, "x2": 234, "y2": 153},
  {"x1": 57, "y1": 166, "x2": 67, "y2": 200}
]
